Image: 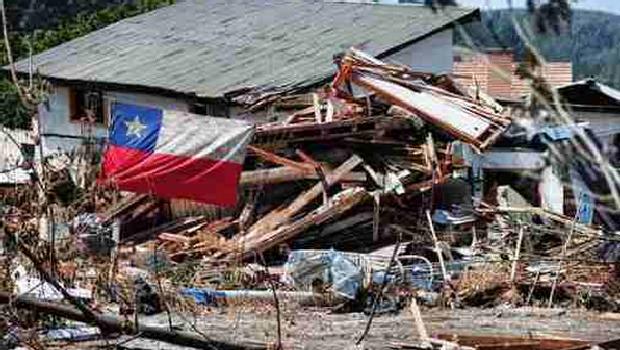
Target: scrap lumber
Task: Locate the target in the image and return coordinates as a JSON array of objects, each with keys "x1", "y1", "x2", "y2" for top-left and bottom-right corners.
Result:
[
  {"x1": 159, "y1": 232, "x2": 191, "y2": 244},
  {"x1": 248, "y1": 145, "x2": 313, "y2": 171},
  {"x1": 425, "y1": 210, "x2": 449, "y2": 284},
  {"x1": 510, "y1": 225, "x2": 525, "y2": 283},
  {"x1": 232, "y1": 187, "x2": 369, "y2": 259},
  {"x1": 162, "y1": 218, "x2": 236, "y2": 260},
  {"x1": 240, "y1": 167, "x2": 366, "y2": 187},
  {"x1": 549, "y1": 213, "x2": 579, "y2": 307},
  {"x1": 0, "y1": 291, "x2": 265, "y2": 350},
  {"x1": 313, "y1": 93, "x2": 322, "y2": 123},
  {"x1": 353, "y1": 75, "x2": 492, "y2": 144},
  {"x1": 409, "y1": 298, "x2": 429, "y2": 342},
  {"x1": 476, "y1": 206, "x2": 602, "y2": 236},
  {"x1": 253, "y1": 116, "x2": 410, "y2": 144},
  {"x1": 121, "y1": 216, "x2": 207, "y2": 244},
  {"x1": 100, "y1": 194, "x2": 150, "y2": 223},
  {"x1": 332, "y1": 48, "x2": 510, "y2": 149},
  {"x1": 242, "y1": 155, "x2": 363, "y2": 239}
]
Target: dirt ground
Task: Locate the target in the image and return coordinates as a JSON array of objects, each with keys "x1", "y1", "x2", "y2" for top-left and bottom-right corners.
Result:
[{"x1": 46, "y1": 305, "x2": 620, "y2": 349}]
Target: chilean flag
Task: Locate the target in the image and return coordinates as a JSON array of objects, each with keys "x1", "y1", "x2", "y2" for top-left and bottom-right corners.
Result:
[{"x1": 101, "y1": 103, "x2": 254, "y2": 206}]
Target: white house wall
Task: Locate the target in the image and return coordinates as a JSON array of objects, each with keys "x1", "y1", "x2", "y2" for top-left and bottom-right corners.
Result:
[
  {"x1": 346, "y1": 29, "x2": 454, "y2": 98},
  {"x1": 38, "y1": 86, "x2": 191, "y2": 157},
  {"x1": 387, "y1": 29, "x2": 454, "y2": 73}
]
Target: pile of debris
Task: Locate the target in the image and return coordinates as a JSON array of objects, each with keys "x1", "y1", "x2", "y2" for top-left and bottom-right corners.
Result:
[{"x1": 87, "y1": 49, "x2": 618, "y2": 311}]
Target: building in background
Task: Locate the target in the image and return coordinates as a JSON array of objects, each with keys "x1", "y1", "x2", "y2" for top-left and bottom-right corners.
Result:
[
  {"x1": 557, "y1": 79, "x2": 620, "y2": 161},
  {"x1": 453, "y1": 48, "x2": 573, "y2": 99}
]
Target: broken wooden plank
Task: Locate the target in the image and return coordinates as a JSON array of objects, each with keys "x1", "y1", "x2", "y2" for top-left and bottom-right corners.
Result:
[
  {"x1": 158, "y1": 232, "x2": 191, "y2": 244},
  {"x1": 240, "y1": 167, "x2": 366, "y2": 186},
  {"x1": 100, "y1": 194, "x2": 150, "y2": 223},
  {"x1": 352, "y1": 74, "x2": 490, "y2": 143},
  {"x1": 248, "y1": 145, "x2": 314, "y2": 172},
  {"x1": 243, "y1": 154, "x2": 363, "y2": 238},
  {"x1": 313, "y1": 93, "x2": 322, "y2": 123},
  {"x1": 120, "y1": 216, "x2": 207, "y2": 244},
  {"x1": 253, "y1": 116, "x2": 410, "y2": 144},
  {"x1": 234, "y1": 187, "x2": 369, "y2": 258}
]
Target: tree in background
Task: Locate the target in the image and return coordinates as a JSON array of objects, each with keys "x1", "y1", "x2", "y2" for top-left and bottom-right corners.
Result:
[{"x1": 0, "y1": 0, "x2": 173, "y2": 129}]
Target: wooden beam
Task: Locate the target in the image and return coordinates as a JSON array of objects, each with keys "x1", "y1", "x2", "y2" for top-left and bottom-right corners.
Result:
[
  {"x1": 426, "y1": 210, "x2": 449, "y2": 284},
  {"x1": 243, "y1": 155, "x2": 363, "y2": 238},
  {"x1": 235, "y1": 187, "x2": 369, "y2": 258},
  {"x1": 0, "y1": 292, "x2": 264, "y2": 350},
  {"x1": 248, "y1": 145, "x2": 314, "y2": 172},
  {"x1": 510, "y1": 224, "x2": 525, "y2": 283},
  {"x1": 240, "y1": 167, "x2": 366, "y2": 186},
  {"x1": 253, "y1": 116, "x2": 410, "y2": 144}
]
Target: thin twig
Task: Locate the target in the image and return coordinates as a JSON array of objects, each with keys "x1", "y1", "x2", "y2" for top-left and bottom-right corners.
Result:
[
  {"x1": 13, "y1": 235, "x2": 108, "y2": 331},
  {"x1": 548, "y1": 208, "x2": 579, "y2": 307},
  {"x1": 153, "y1": 244, "x2": 174, "y2": 332},
  {"x1": 0, "y1": 0, "x2": 31, "y2": 109},
  {"x1": 356, "y1": 239, "x2": 401, "y2": 345},
  {"x1": 259, "y1": 253, "x2": 282, "y2": 350}
]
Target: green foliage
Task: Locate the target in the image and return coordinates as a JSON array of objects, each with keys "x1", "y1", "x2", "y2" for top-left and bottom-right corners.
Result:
[
  {"x1": 0, "y1": 78, "x2": 29, "y2": 128},
  {"x1": 458, "y1": 9, "x2": 620, "y2": 89},
  {"x1": 0, "y1": 0, "x2": 174, "y2": 129}
]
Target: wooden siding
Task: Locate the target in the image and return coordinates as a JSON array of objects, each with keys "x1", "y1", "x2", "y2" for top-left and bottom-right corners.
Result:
[{"x1": 453, "y1": 51, "x2": 572, "y2": 99}]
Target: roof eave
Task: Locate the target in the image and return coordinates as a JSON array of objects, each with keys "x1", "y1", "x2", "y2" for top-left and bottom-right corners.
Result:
[
  {"x1": 378, "y1": 8, "x2": 480, "y2": 59},
  {"x1": 3, "y1": 69, "x2": 229, "y2": 104}
]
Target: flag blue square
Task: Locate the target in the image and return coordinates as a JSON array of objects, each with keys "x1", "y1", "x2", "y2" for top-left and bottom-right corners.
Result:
[{"x1": 109, "y1": 103, "x2": 163, "y2": 153}]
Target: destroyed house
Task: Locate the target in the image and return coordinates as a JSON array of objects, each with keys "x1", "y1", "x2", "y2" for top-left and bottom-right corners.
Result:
[
  {"x1": 8, "y1": 0, "x2": 479, "y2": 158},
  {"x1": 557, "y1": 79, "x2": 620, "y2": 162}
]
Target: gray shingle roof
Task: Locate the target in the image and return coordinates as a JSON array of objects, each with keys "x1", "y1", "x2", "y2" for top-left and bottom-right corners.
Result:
[{"x1": 12, "y1": 0, "x2": 477, "y2": 99}]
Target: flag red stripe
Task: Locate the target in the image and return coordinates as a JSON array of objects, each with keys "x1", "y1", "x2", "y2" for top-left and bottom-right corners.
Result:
[{"x1": 102, "y1": 145, "x2": 242, "y2": 206}]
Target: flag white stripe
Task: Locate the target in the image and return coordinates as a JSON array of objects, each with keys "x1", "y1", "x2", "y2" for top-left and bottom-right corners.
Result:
[{"x1": 155, "y1": 110, "x2": 254, "y2": 164}]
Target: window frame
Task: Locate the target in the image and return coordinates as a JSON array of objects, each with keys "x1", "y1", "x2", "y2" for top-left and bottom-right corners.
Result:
[{"x1": 68, "y1": 87, "x2": 111, "y2": 127}]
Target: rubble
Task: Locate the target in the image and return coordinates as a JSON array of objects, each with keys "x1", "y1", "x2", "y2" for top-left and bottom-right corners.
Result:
[{"x1": 2, "y1": 47, "x2": 620, "y2": 349}]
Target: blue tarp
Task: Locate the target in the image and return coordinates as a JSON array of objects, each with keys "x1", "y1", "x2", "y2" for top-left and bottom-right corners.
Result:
[{"x1": 285, "y1": 250, "x2": 362, "y2": 300}]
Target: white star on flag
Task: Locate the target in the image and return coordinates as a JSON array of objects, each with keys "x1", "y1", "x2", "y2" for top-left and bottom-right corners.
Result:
[{"x1": 124, "y1": 116, "x2": 147, "y2": 138}]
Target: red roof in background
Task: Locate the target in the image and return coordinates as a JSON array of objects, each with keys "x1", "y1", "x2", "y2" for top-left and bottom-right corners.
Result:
[{"x1": 453, "y1": 50, "x2": 573, "y2": 99}]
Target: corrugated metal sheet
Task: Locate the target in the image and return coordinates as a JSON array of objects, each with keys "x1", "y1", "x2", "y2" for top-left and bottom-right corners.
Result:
[
  {"x1": 10, "y1": 0, "x2": 477, "y2": 99},
  {"x1": 0, "y1": 129, "x2": 33, "y2": 185},
  {"x1": 1, "y1": 129, "x2": 33, "y2": 145}
]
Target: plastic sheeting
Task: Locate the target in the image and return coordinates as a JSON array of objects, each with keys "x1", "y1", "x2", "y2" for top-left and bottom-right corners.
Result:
[{"x1": 284, "y1": 250, "x2": 363, "y2": 300}]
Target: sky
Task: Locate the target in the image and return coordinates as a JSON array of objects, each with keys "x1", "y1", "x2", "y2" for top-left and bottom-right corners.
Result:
[{"x1": 455, "y1": 0, "x2": 620, "y2": 14}]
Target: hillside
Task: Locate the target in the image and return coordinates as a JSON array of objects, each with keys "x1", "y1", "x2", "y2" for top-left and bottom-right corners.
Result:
[
  {"x1": 4, "y1": 0, "x2": 145, "y2": 31},
  {"x1": 459, "y1": 9, "x2": 620, "y2": 89}
]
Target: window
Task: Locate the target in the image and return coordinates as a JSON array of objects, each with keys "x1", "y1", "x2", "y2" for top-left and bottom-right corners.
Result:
[
  {"x1": 20, "y1": 144, "x2": 35, "y2": 162},
  {"x1": 69, "y1": 88, "x2": 109, "y2": 125}
]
